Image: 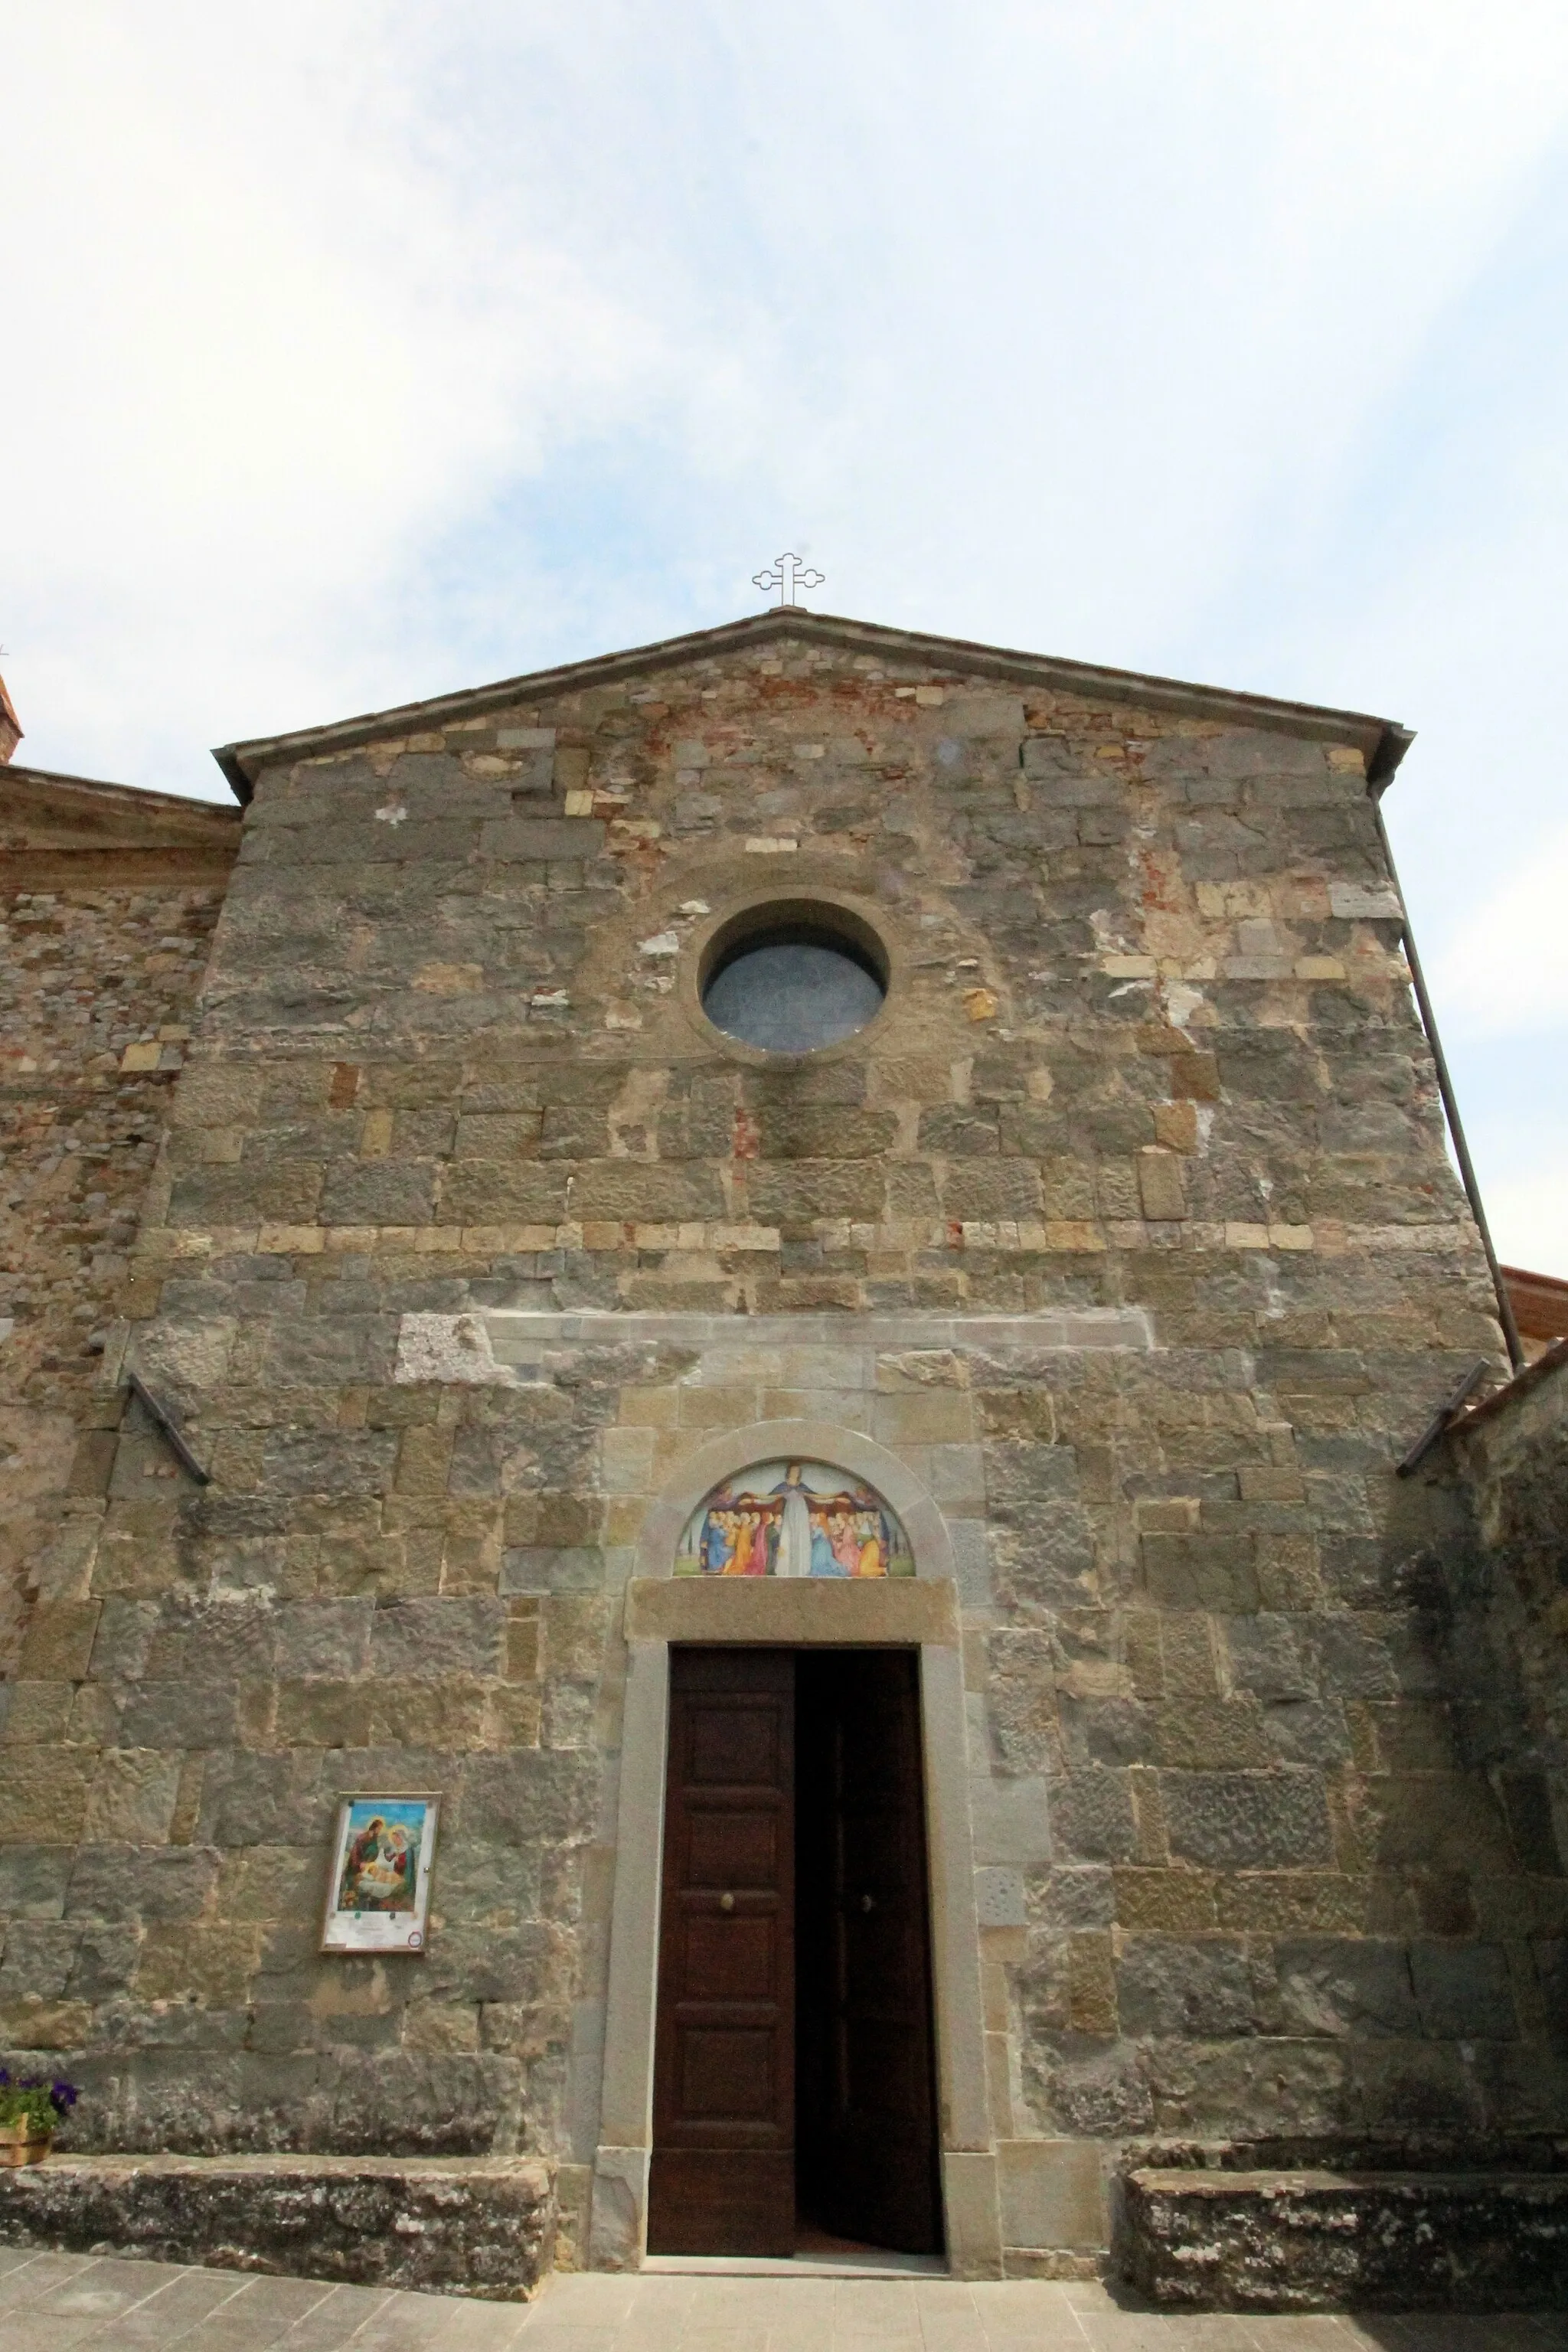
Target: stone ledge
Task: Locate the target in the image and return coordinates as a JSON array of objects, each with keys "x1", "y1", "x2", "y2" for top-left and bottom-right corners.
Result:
[
  {"x1": 0, "y1": 2154, "x2": 554, "y2": 2302},
  {"x1": 1120, "y1": 2167, "x2": 1568, "y2": 2311}
]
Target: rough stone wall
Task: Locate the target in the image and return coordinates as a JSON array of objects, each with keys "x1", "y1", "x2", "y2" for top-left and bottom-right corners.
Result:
[
  {"x1": 1, "y1": 780, "x2": 236, "y2": 1677},
  {"x1": 1410, "y1": 1354, "x2": 1568, "y2": 1953},
  {"x1": 5, "y1": 630, "x2": 1560, "y2": 2251}
]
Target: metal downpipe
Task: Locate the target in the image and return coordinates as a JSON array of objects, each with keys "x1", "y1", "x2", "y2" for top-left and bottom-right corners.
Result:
[{"x1": 1370, "y1": 796, "x2": 1524, "y2": 1371}]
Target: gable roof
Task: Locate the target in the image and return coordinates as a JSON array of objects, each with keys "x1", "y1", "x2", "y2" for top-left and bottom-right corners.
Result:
[{"x1": 211, "y1": 607, "x2": 1413, "y2": 806}]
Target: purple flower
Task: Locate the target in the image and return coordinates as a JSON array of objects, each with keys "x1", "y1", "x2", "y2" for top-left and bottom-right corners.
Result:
[{"x1": 49, "y1": 2082, "x2": 78, "y2": 2113}]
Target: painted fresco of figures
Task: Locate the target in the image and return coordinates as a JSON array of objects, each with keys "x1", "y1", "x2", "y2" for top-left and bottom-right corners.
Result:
[{"x1": 675, "y1": 1459, "x2": 914, "y2": 1578}]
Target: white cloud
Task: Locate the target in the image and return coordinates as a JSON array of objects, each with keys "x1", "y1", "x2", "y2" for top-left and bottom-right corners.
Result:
[
  {"x1": 1434, "y1": 826, "x2": 1568, "y2": 1040},
  {"x1": 1486, "y1": 1169, "x2": 1568, "y2": 1282},
  {"x1": 3, "y1": 0, "x2": 1567, "y2": 1269},
  {"x1": 6, "y1": 0, "x2": 1568, "y2": 790}
]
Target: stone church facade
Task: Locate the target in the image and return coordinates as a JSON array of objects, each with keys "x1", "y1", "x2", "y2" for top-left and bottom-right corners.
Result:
[{"x1": 2, "y1": 609, "x2": 1566, "y2": 2283}]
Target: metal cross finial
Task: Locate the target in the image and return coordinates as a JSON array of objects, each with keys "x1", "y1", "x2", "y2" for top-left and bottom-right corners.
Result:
[{"x1": 753, "y1": 553, "x2": 825, "y2": 609}]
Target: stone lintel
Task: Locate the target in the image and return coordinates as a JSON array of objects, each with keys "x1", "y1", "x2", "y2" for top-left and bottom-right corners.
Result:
[
  {"x1": 484, "y1": 1309, "x2": 1153, "y2": 1355},
  {"x1": 623, "y1": 1574, "x2": 960, "y2": 1646}
]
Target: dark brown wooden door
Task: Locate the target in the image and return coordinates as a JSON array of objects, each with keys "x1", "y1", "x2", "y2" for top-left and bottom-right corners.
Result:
[
  {"x1": 796, "y1": 1649, "x2": 942, "y2": 2255},
  {"x1": 648, "y1": 1648, "x2": 795, "y2": 2256}
]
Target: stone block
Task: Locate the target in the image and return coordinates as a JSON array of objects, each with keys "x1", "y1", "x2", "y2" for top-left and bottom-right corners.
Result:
[
  {"x1": 1153, "y1": 1700, "x2": 1272, "y2": 1770},
  {"x1": 0, "y1": 1849, "x2": 72, "y2": 1920},
  {"x1": 437, "y1": 1163, "x2": 570, "y2": 1223},
  {"x1": 1410, "y1": 1941, "x2": 1518, "y2": 2040},
  {"x1": 273, "y1": 1679, "x2": 374, "y2": 1747},
  {"x1": 1272, "y1": 1936, "x2": 1420, "y2": 2038},
  {"x1": 1165, "y1": 1771, "x2": 1334, "y2": 1869},
  {"x1": 137, "y1": 1921, "x2": 264, "y2": 2006},
  {"x1": 998, "y1": 2138, "x2": 1106, "y2": 2251},
  {"x1": 83, "y1": 1750, "x2": 182, "y2": 1845},
  {"x1": 1142, "y1": 1534, "x2": 1260, "y2": 1612},
  {"x1": 0, "y1": 1752, "x2": 93, "y2": 1846},
  {"x1": 461, "y1": 1750, "x2": 599, "y2": 1847},
  {"x1": 1116, "y1": 1933, "x2": 1256, "y2": 2037},
  {"x1": 1138, "y1": 1150, "x2": 1187, "y2": 1222},
  {"x1": 67, "y1": 1843, "x2": 219, "y2": 1920},
  {"x1": 1113, "y1": 1867, "x2": 1217, "y2": 1931},
  {"x1": 479, "y1": 815, "x2": 604, "y2": 860},
  {"x1": 1051, "y1": 1770, "x2": 1138, "y2": 1862},
  {"x1": 260, "y1": 1430, "x2": 398, "y2": 1498},
  {"x1": 368, "y1": 1597, "x2": 506, "y2": 1680},
  {"x1": 747, "y1": 1163, "x2": 887, "y2": 1221},
  {"x1": 975, "y1": 1867, "x2": 1027, "y2": 1928},
  {"x1": 272, "y1": 1599, "x2": 374, "y2": 1678},
  {"x1": 17, "y1": 1602, "x2": 101, "y2": 1683},
  {"x1": 318, "y1": 1161, "x2": 437, "y2": 1227},
  {"x1": 370, "y1": 1677, "x2": 489, "y2": 1747},
  {"x1": 501, "y1": 1547, "x2": 603, "y2": 1594},
  {"x1": 1373, "y1": 1775, "x2": 1514, "y2": 1873},
  {"x1": 941, "y1": 2149, "x2": 1004, "y2": 2278},
  {"x1": 969, "y1": 1774, "x2": 1053, "y2": 1868},
  {"x1": 116, "y1": 1678, "x2": 241, "y2": 1750}
]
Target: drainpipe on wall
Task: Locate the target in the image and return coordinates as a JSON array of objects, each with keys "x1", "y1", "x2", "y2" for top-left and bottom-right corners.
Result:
[{"x1": 1369, "y1": 791, "x2": 1525, "y2": 1371}]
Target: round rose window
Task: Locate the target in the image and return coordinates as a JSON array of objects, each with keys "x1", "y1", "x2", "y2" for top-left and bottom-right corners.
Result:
[{"x1": 699, "y1": 906, "x2": 887, "y2": 1054}]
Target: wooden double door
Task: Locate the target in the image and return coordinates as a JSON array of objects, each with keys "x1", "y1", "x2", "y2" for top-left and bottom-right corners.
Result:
[{"x1": 647, "y1": 1647, "x2": 943, "y2": 2259}]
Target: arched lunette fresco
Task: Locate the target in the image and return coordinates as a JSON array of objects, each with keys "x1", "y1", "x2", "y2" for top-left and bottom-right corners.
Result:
[
  {"x1": 677, "y1": 1458, "x2": 914, "y2": 1579},
  {"x1": 589, "y1": 1421, "x2": 999, "y2": 2278}
]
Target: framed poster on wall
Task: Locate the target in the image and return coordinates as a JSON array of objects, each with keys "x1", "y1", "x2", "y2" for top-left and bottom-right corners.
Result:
[{"x1": 321, "y1": 1794, "x2": 439, "y2": 1954}]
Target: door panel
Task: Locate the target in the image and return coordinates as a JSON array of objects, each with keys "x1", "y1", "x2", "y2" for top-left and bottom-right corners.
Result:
[
  {"x1": 648, "y1": 1648, "x2": 795, "y2": 2256},
  {"x1": 686, "y1": 1813, "x2": 778, "y2": 1886},
  {"x1": 796, "y1": 1649, "x2": 943, "y2": 2256}
]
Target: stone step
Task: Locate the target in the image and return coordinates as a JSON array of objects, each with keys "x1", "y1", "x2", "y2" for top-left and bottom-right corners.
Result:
[
  {"x1": 0, "y1": 2152, "x2": 554, "y2": 2302},
  {"x1": 1120, "y1": 2167, "x2": 1568, "y2": 2311}
]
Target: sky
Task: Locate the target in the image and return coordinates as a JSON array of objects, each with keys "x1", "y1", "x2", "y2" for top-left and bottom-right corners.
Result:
[{"x1": 3, "y1": 0, "x2": 1566, "y2": 1274}]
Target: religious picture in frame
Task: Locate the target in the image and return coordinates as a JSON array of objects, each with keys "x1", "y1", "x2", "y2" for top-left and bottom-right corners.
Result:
[{"x1": 321, "y1": 1795, "x2": 439, "y2": 1955}]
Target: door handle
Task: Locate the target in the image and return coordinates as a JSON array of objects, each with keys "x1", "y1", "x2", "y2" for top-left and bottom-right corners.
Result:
[
  {"x1": 860, "y1": 1893, "x2": 876, "y2": 1914},
  {"x1": 719, "y1": 1892, "x2": 735, "y2": 1912}
]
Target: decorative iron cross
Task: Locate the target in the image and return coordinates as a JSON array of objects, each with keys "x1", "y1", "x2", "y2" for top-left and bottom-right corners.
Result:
[{"x1": 753, "y1": 553, "x2": 825, "y2": 609}]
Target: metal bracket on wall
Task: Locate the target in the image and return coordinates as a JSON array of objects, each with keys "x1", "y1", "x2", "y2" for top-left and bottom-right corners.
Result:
[
  {"x1": 1396, "y1": 1358, "x2": 1491, "y2": 1478},
  {"x1": 121, "y1": 1368, "x2": 211, "y2": 1485}
]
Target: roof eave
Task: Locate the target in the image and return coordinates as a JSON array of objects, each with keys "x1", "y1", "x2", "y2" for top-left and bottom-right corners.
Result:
[
  {"x1": 2, "y1": 762, "x2": 243, "y2": 826},
  {"x1": 211, "y1": 607, "x2": 1413, "y2": 805}
]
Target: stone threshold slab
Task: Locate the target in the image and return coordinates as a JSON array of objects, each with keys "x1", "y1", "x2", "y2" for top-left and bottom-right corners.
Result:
[
  {"x1": 0, "y1": 2154, "x2": 554, "y2": 2303},
  {"x1": 1122, "y1": 2167, "x2": 1568, "y2": 2311},
  {"x1": 642, "y1": 2251, "x2": 949, "y2": 2277}
]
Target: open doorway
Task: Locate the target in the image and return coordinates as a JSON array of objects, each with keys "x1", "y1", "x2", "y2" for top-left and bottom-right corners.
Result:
[
  {"x1": 795, "y1": 1648, "x2": 943, "y2": 2256},
  {"x1": 645, "y1": 1647, "x2": 943, "y2": 2262}
]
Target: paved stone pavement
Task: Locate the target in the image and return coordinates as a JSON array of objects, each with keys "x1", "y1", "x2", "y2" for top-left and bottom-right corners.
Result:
[{"x1": 0, "y1": 2249, "x2": 1566, "y2": 2352}]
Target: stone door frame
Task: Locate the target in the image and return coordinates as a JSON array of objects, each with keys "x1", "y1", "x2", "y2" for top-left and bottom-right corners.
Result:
[{"x1": 588, "y1": 1419, "x2": 1001, "y2": 2276}]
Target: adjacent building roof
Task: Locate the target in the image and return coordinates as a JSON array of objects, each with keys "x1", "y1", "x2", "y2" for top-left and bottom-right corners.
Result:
[
  {"x1": 211, "y1": 608, "x2": 1415, "y2": 806},
  {"x1": 1503, "y1": 1265, "x2": 1568, "y2": 1364},
  {"x1": 0, "y1": 763, "x2": 241, "y2": 886}
]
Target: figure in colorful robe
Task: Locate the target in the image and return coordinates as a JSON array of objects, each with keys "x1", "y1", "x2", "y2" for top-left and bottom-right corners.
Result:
[{"x1": 772, "y1": 1463, "x2": 813, "y2": 1577}]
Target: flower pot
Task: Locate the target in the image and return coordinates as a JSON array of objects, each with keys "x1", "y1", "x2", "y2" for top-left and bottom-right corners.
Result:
[{"x1": 0, "y1": 2122, "x2": 51, "y2": 2168}]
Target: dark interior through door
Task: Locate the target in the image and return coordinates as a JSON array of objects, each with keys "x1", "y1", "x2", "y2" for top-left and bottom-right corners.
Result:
[
  {"x1": 647, "y1": 1646, "x2": 942, "y2": 2260},
  {"x1": 795, "y1": 1648, "x2": 942, "y2": 2257}
]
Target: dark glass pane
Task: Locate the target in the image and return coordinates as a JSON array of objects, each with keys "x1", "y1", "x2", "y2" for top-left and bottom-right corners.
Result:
[{"x1": 704, "y1": 941, "x2": 884, "y2": 1052}]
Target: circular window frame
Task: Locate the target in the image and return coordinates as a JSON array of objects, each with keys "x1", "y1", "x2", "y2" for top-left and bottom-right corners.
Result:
[{"x1": 680, "y1": 890, "x2": 900, "y2": 1065}]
